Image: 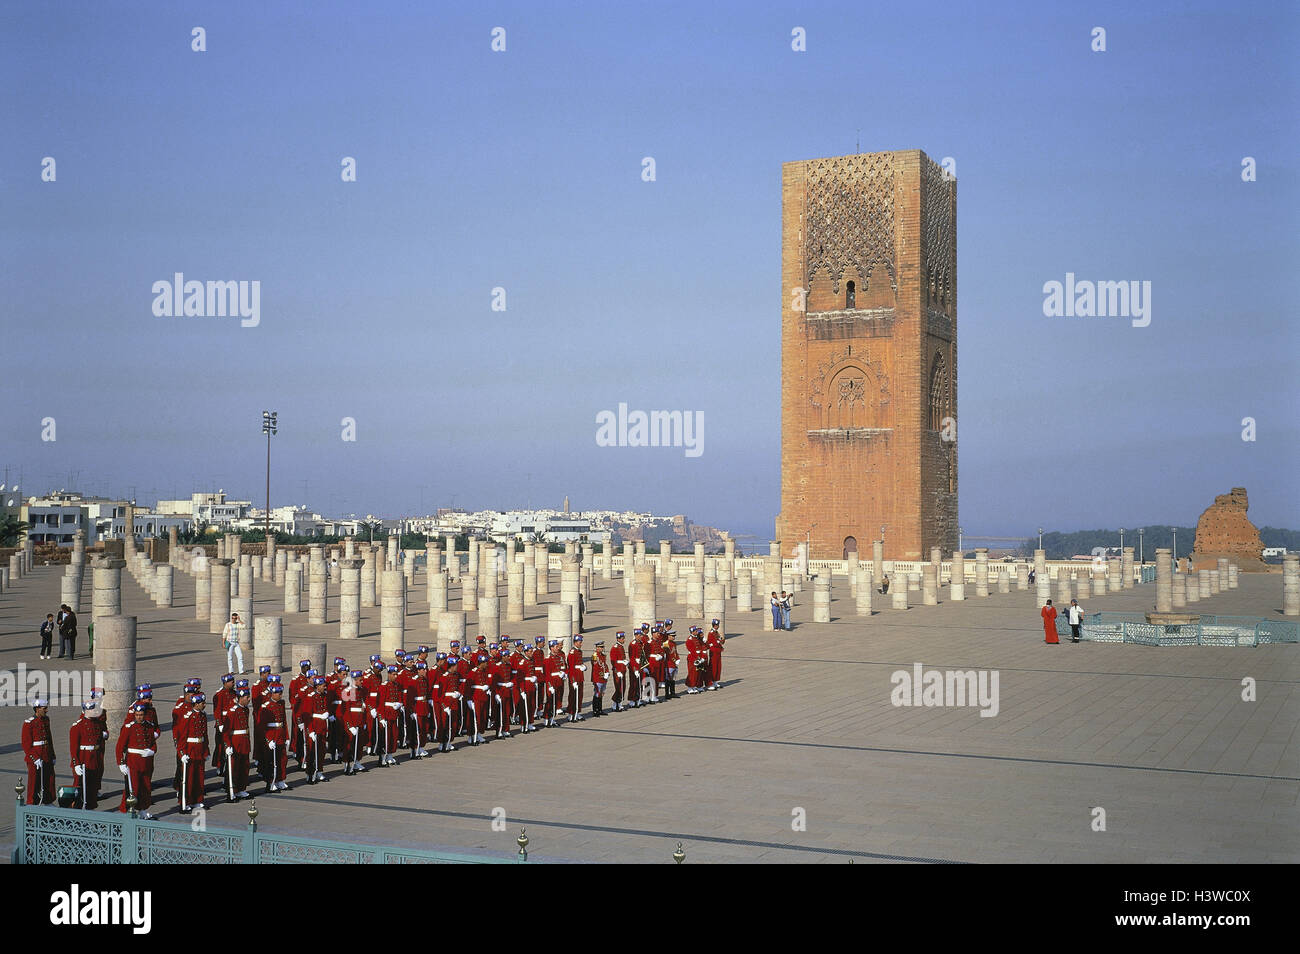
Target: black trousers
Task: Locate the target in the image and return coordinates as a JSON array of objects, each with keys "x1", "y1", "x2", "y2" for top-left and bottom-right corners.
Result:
[
  {"x1": 1070, "y1": 623, "x2": 1081, "y2": 640},
  {"x1": 40, "y1": 632, "x2": 53, "y2": 656}
]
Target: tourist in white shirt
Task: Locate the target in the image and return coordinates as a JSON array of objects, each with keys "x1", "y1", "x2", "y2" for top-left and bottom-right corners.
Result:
[
  {"x1": 222, "y1": 612, "x2": 246, "y2": 673},
  {"x1": 1066, "y1": 599, "x2": 1084, "y2": 643}
]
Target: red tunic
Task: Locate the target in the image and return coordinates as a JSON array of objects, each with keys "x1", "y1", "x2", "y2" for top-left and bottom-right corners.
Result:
[{"x1": 1041, "y1": 605, "x2": 1059, "y2": 643}]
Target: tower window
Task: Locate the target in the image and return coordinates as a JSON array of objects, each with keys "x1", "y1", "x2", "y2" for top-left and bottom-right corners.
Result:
[
  {"x1": 846, "y1": 280, "x2": 856, "y2": 309},
  {"x1": 928, "y1": 352, "x2": 948, "y2": 430}
]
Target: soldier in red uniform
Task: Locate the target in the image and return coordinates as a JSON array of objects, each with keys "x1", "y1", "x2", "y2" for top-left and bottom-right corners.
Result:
[
  {"x1": 171, "y1": 678, "x2": 199, "y2": 792},
  {"x1": 626, "y1": 628, "x2": 646, "y2": 708},
  {"x1": 69, "y1": 700, "x2": 108, "y2": 809},
  {"x1": 288, "y1": 660, "x2": 313, "y2": 764},
  {"x1": 257, "y1": 683, "x2": 291, "y2": 792},
  {"x1": 337, "y1": 671, "x2": 368, "y2": 775},
  {"x1": 706, "y1": 620, "x2": 725, "y2": 690},
  {"x1": 489, "y1": 647, "x2": 515, "y2": 739},
  {"x1": 408, "y1": 661, "x2": 431, "y2": 756},
  {"x1": 115, "y1": 703, "x2": 159, "y2": 817},
  {"x1": 372, "y1": 666, "x2": 403, "y2": 765},
  {"x1": 212, "y1": 673, "x2": 236, "y2": 770},
  {"x1": 396, "y1": 656, "x2": 421, "y2": 753},
  {"x1": 176, "y1": 693, "x2": 210, "y2": 814},
  {"x1": 644, "y1": 626, "x2": 664, "y2": 704},
  {"x1": 590, "y1": 641, "x2": 609, "y2": 717},
  {"x1": 663, "y1": 633, "x2": 680, "y2": 699},
  {"x1": 22, "y1": 700, "x2": 56, "y2": 805},
  {"x1": 566, "y1": 635, "x2": 587, "y2": 722},
  {"x1": 609, "y1": 632, "x2": 629, "y2": 712},
  {"x1": 304, "y1": 676, "x2": 332, "y2": 781},
  {"x1": 542, "y1": 640, "x2": 568, "y2": 726},
  {"x1": 461, "y1": 654, "x2": 489, "y2": 744},
  {"x1": 434, "y1": 657, "x2": 462, "y2": 752},
  {"x1": 359, "y1": 655, "x2": 384, "y2": 747},
  {"x1": 134, "y1": 685, "x2": 159, "y2": 729},
  {"x1": 685, "y1": 627, "x2": 705, "y2": 694},
  {"x1": 220, "y1": 688, "x2": 254, "y2": 801}
]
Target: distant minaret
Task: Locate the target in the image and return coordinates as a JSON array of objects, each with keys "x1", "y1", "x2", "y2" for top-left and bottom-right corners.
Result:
[{"x1": 563, "y1": 496, "x2": 570, "y2": 515}]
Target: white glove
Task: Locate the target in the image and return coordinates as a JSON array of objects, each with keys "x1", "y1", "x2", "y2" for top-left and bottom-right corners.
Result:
[
  {"x1": 369, "y1": 708, "x2": 378, "y2": 718},
  {"x1": 119, "y1": 764, "x2": 129, "y2": 775},
  {"x1": 395, "y1": 703, "x2": 404, "y2": 711},
  {"x1": 142, "y1": 748, "x2": 155, "y2": 757},
  {"x1": 494, "y1": 694, "x2": 502, "y2": 702},
  {"x1": 224, "y1": 746, "x2": 233, "y2": 755},
  {"x1": 74, "y1": 764, "x2": 85, "y2": 776},
  {"x1": 577, "y1": 664, "x2": 587, "y2": 672},
  {"x1": 349, "y1": 727, "x2": 358, "y2": 737},
  {"x1": 32, "y1": 759, "x2": 43, "y2": 769},
  {"x1": 181, "y1": 754, "x2": 190, "y2": 763},
  {"x1": 328, "y1": 714, "x2": 336, "y2": 722},
  {"x1": 268, "y1": 741, "x2": 276, "y2": 749},
  {"x1": 309, "y1": 732, "x2": 317, "y2": 740}
]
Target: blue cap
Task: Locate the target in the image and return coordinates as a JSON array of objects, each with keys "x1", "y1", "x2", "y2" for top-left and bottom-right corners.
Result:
[
  {"x1": 350, "y1": 670, "x2": 363, "y2": 678},
  {"x1": 386, "y1": 664, "x2": 398, "y2": 673},
  {"x1": 299, "y1": 659, "x2": 311, "y2": 668},
  {"x1": 259, "y1": 665, "x2": 271, "y2": 674},
  {"x1": 190, "y1": 693, "x2": 206, "y2": 704}
]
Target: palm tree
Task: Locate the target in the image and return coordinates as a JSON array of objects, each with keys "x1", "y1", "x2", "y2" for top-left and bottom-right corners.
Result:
[{"x1": 0, "y1": 515, "x2": 29, "y2": 548}]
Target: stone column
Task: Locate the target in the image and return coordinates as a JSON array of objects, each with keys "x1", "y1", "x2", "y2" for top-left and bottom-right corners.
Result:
[
  {"x1": 869, "y1": 540, "x2": 883, "y2": 585},
  {"x1": 404, "y1": 551, "x2": 417, "y2": 586},
  {"x1": 1197, "y1": 569, "x2": 1211, "y2": 600},
  {"x1": 704, "y1": 582, "x2": 727, "y2": 632},
  {"x1": 1216, "y1": 559, "x2": 1229, "y2": 590},
  {"x1": 154, "y1": 565, "x2": 174, "y2": 607},
  {"x1": 1209, "y1": 568, "x2": 1221, "y2": 594},
  {"x1": 997, "y1": 569, "x2": 1010, "y2": 593},
  {"x1": 427, "y1": 570, "x2": 449, "y2": 631},
  {"x1": 1107, "y1": 557, "x2": 1121, "y2": 592},
  {"x1": 631, "y1": 566, "x2": 657, "y2": 634},
  {"x1": 1016, "y1": 564, "x2": 1029, "y2": 590},
  {"x1": 386, "y1": 535, "x2": 398, "y2": 571},
  {"x1": 1171, "y1": 570, "x2": 1186, "y2": 608},
  {"x1": 507, "y1": 564, "x2": 525, "y2": 622},
  {"x1": 264, "y1": 533, "x2": 276, "y2": 576},
  {"x1": 380, "y1": 569, "x2": 405, "y2": 656},
  {"x1": 291, "y1": 642, "x2": 328, "y2": 675},
  {"x1": 443, "y1": 535, "x2": 456, "y2": 579},
  {"x1": 238, "y1": 557, "x2": 254, "y2": 603},
  {"x1": 1228, "y1": 564, "x2": 1239, "y2": 589},
  {"x1": 658, "y1": 541, "x2": 672, "y2": 579},
  {"x1": 950, "y1": 550, "x2": 965, "y2": 600},
  {"x1": 1038, "y1": 564, "x2": 1054, "y2": 606},
  {"x1": 1056, "y1": 571, "x2": 1071, "y2": 606},
  {"x1": 1034, "y1": 548, "x2": 1047, "y2": 582},
  {"x1": 94, "y1": 615, "x2": 136, "y2": 726},
  {"x1": 548, "y1": 604, "x2": 573, "y2": 655},
  {"x1": 436, "y1": 611, "x2": 466, "y2": 654},
  {"x1": 425, "y1": 541, "x2": 440, "y2": 580},
  {"x1": 535, "y1": 544, "x2": 550, "y2": 596},
  {"x1": 1154, "y1": 549, "x2": 1173, "y2": 613},
  {"x1": 601, "y1": 544, "x2": 613, "y2": 580},
  {"x1": 338, "y1": 558, "x2": 364, "y2": 639},
  {"x1": 922, "y1": 563, "x2": 939, "y2": 605},
  {"x1": 1184, "y1": 569, "x2": 1199, "y2": 603},
  {"x1": 560, "y1": 558, "x2": 581, "y2": 631},
  {"x1": 195, "y1": 557, "x2": 211, "y2": 619},
  {"x1": 462, "y1": 571, "x2": 478, "y2": 613},
  {"x1": 355, "y1": 546, "x2": 372, "y2": 607},
  {"x1": 479, "y1": 591, "x2": 501, "y2": 642},
  {"x1": 1093, "y1": 567, "x2": 1108, "y2": 595},
  {"x1": 812, "y1": 576, "x2": 831, "y2": 622},
  {"x1": 891, "y1": 578, "x2": 909, "y2": 610},
  {"x1": 254, "y1": 616, "x2": 283, "y2": 673},
  {"x1": 1281, "y1": 556, "x2": 1299, "y2": 615},
  {"x1": 736, "y1": 568, "x2": 753, "y2": 612},
  {"x1": 73, "y1": 528, "x2": 87, "y2": 566},
  {"x1": 523, "y1": 559, "x2": 538, "y2": 607},
  {"x1": 974, "y1": 549, "x2": 989, "y2": 597},
  {"x1": 285, "y1": 563, "x2": 302, "y2": 613},
  {"x1": 209, "y1": 558, "x2": 235, "y2": 634},
  {"x1": 308, "y1": 559, "x2": 328, "y2": 625},
  {"x1": 9, "y1": 553, "x2": 21, "y2": 581},
  {"x1": 856, "y1": 566, "x2": 873, "y2": 615},
  {"x1": 1122, "y1": 547, "x2": 1135, "y2": 589},
  {"x1": 61, "y1": 569, "x2": 81, "y2": 613},
  {"x1": 620, "y1": 542, "x2": 634, "y2": 592},
  {"x1": 685, "y1": 572, "x2": 704, "y2": 618}
]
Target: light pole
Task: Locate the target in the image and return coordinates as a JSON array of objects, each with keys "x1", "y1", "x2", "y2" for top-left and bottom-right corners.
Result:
[
  {"x1": 1138, "y1": 528, "x2": 1144, "y2": 564},
  {"x1": 262, "y1": 411, "x2": 277, "y2": 537},
  {"x1": 958, "y1": 527, "x2": 964, "y2": 553},
  {"x1": 1171, "y1": 527, "x2": 1177, "y2": 569},
  {"x1": 1119, "y1": 527, "x2": 1125, "y2": 559},
  {"x1": 1037, "y1": 527, "x2": 1044, "y2": 551}
]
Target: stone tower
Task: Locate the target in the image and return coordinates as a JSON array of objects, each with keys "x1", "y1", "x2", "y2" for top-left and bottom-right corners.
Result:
[{"x1": 776, "y1": 150, "x2": 957, "y2": 561}]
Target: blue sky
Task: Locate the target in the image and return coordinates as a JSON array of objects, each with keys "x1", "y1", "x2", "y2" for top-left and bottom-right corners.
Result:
[{"x1": 3, "y1": 0, "x2": 1297, "y2": 542}]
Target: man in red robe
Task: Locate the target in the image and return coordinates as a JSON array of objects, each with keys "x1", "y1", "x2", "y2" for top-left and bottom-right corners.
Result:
[{"x1": 1041, "y1": 600, "x2": 1059, "y2": 644}]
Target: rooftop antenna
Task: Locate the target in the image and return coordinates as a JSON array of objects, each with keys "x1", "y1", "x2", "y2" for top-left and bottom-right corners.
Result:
[{"x1": 856, "y1": 129, "x2": 860, "y2": 153}]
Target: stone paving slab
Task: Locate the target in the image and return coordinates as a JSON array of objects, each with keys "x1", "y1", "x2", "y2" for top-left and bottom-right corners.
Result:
[{"x1": 0, "y1": 560, "x2": 1295, "y2": 864}]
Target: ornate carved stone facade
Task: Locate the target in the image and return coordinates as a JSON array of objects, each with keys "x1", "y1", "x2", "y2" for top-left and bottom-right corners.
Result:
[{"x1": 778, "y1": 151, "x2": 957, "y2": 560}]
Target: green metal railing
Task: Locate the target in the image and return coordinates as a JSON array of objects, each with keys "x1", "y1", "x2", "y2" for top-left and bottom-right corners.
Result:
[
  {"x1": 11, "y1": 784, "x2": 526, "y2": 864},
  {"x1": 1079, "y1": 613, "x2": 1299, "y2": 647}
]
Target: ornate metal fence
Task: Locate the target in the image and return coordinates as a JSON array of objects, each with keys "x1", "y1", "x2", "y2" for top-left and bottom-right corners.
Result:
[
  {"x1": 12, "y1": 792, "x2": 524, "y2": 864},
  {"x1": 1080, "y1": 613, "x2": 1299, "y2": 647}
]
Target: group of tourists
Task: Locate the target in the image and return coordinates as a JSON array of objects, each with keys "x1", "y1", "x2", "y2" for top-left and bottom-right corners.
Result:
[
  {"x1": 37, "y1": 604, "x2": 80, "y2": 660},
  {"x1": 20, "y1": 619, "x2": 727, "y2": 817}
]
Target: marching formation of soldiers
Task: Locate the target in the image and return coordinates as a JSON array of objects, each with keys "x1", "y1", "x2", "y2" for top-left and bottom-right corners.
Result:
[{"x1": 20, "y1": 620, "x2": 726, "y2": 815}]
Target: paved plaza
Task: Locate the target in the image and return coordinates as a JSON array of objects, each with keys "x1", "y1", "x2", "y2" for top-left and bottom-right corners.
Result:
[{"x1": 1, "y1": 559, "x2": 1296, "y2": 864}]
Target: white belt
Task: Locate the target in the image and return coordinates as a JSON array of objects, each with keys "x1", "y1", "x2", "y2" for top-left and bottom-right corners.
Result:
[
  {"x1": 473, "y1": 685, "x2": 488, "y2": 692},
  {"x1": 497, "y1": 681, "x2": 514, "y2": 687},
  {"x1": 524, "y1": 677, "x2": 537, "y2": 683},
  {"x1": 614, "y1": 662, "x2": 627, "y2": 668},
  {"x1": 185, "y1": 737, "x2": 204, "y2": 742},
  {"x1": 312, "y1": 713, "x2": 329, "y2": 720},
  {"x1": 79, "y1": 744, "x2": 97, "y2": 750},
  {"x1": 265, "y1": 722, "x2": 283, "y2": 728},
  {"x1": 650, "y1": 654, "x2": 663, "y2": 660},
  {"x1": 348, "y1": 707, "x2": 364, "y2": 713},
  {"x1": 383, "y1": 702, "x2": 401, "y2": 709},
  {"x1": 534, "y1": 667, "x2": 545, "y2": 672},
  {"x1": 30, "y1": 740, "x2": 47, "y2": 746},
  {"x1": 127, "y1": 748, "x2": 152, "y2": 756},
  {"x1": 415, "y1": 696, "x2": 427, "y2": 701},
  {"x1": 231, "y1": 729, "x2": 248, "y2": 735}
]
